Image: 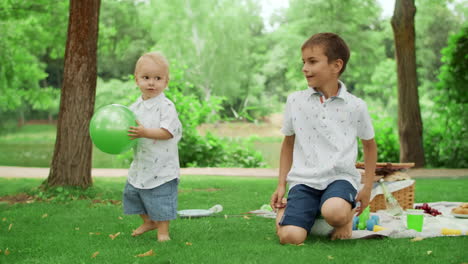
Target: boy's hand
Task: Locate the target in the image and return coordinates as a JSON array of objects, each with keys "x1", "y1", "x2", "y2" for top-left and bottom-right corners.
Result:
[
  {"x1": 128, "y1": 120, "x2": 146, "y2": 139},
  {"x1": 355, "y1": 186, "x2": 372, "y2": 215},
  {"x1": 270, "y1": 185, "x2": 287, "y2": 212}
]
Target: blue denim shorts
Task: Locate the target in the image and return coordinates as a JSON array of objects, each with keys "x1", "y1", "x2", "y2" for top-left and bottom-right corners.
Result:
[
  {"x1": 123, "y1": 179, "x2": 178, "y2": 221},
  {"x1": 279, "y1": 180, "x2": 357, "y2": 233}
]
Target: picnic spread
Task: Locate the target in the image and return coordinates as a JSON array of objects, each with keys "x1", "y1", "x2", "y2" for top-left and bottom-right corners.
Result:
[
  {"x1": 249, "y1": 162, "x2": 468, "y2": 239},
  {"x1": 178, "y1": 162, "x2": 467, "y2": 239}
]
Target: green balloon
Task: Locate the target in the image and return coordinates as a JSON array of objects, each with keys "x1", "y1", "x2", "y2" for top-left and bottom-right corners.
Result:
[{"x1": 89, "y1": 104, "x2": 138, "y2": 154}]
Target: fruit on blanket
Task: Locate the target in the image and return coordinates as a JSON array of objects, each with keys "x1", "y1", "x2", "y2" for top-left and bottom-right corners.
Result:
[{"x1": 414, "y1": 203, "x2": 442, "y2": 216}]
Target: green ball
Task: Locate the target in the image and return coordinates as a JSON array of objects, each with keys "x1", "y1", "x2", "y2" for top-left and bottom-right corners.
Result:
[{"x1": 89, "y1": 104, "x2": 138, "y2": 154}]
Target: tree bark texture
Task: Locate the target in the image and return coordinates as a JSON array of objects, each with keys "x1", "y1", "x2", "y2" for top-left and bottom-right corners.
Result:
[
  {"x1": 47, "y1": 0, "x2": 101, "y2": 187},
  {"x1": 391, "y1": 0, "x2": 425, "y2": 167}
]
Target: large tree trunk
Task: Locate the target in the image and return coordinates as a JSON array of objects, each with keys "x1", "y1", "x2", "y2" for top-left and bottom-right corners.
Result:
[
  {"x1": 391, "y1": 0, "x2": 425, "y2": 167},
  {"x1": 47, "y1": 0, "x2": 101, "y2": 188}
]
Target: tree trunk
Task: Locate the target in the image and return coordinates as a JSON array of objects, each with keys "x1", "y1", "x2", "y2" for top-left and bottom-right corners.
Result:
[
  {"x1": 47, "y1": 0, "x2": 101, "y2": 188},
  {"x1": 391, "y1": 0, "x2": 425, "y2": 167}
]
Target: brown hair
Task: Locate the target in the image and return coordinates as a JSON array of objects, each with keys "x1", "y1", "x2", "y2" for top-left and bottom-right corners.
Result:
[
  {"x1": 302, "y1": 33, "x2": 350, "y2": 75},
  {"x1": 134, "y1": 52, "x2": 170, "y2": 78}
]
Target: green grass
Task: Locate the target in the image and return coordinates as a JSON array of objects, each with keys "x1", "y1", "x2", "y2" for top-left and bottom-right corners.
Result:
[{"x1": 1, "y1": 176, "x2": 467, "y2": 264}]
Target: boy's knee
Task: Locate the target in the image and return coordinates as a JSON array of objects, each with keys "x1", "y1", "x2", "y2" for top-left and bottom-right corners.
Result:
[
  {"x1": 323, "y1": 211, "x2": 349, "y2": 226},
  {"x1": 277, "y1": 226, "x2": 307, "y2": 245},
  {"x1": 321, "y1": 198, "x2": 352, "y2": 226}
]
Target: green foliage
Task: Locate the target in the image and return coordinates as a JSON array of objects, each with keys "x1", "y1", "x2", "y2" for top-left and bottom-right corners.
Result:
[
  {"x1": 98, "y1": 0, "x2": 152, "y2": 80},
  {"x1": 422, "y1": 25, "x2": 468, "y2": 168},
  {"x1": 358, "y1": 112, "x2": 400, "y2": 163}
]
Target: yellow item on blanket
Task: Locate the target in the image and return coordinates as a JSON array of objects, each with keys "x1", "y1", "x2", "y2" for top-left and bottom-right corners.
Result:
[
  {"x1": 373, "y1": 225, "x2": 387, "y2": 232},
  {"x1": 441, "y1": 228, "x2": 462, "y2": 235}
]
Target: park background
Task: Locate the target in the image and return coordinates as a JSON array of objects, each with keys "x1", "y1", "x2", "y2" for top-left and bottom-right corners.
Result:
[
  {"x1": 1, "y1": 0, "x2": 467, "y2": 174},
  {"x1": 1, "y1": 1, "x2": 468, "y2": 263}
]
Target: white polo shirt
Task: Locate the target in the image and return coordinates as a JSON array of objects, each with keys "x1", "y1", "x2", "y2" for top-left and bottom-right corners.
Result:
[
  {"x1": 281, "y1": 81, "x2": 374, "y2": 190},
  {"x1": 128, "y1": 93, "x2": 182, "y2": 189}
]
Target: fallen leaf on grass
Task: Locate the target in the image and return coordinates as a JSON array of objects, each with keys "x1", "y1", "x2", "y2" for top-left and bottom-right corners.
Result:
[
  {"x1": 427, "y1": 251, "x2": 432, "y2": 255},
  {"x1": 327, "y1": 255, "x2": 334, "y2": 260},
  {"x1": 185, "y1": 242, "x2": 192, "y2": 246},
  {"x1": 5, "y1": 248, "x2": 10, "y2": 255},
  {"x1": 411, "y1": 237, "x2": 424, "y2": 242},
  {"x1": 8, "y1": 224, "x2": 12, "y2": 231},
  {"x1": 91, "y1": 251, "x2": 99, "y2": 258},
  {"x1": 135, "y1": 249, "x2": 155, "y2": 257},
  {"x1": 243, "y1": 215, "x2": 250, "y2": 220},
  {"x1": 75, "y1": 227, "x2": 80, "y2": 231},
  {"x1": 42, "y1": 214, "x2": 48, "y2": 218},
  {"x1": 109, "y1": 232, "x2": 121, "y2": 240},
  {"x1": 118, "y1": 216, "x2": 123, "y2": 220}
]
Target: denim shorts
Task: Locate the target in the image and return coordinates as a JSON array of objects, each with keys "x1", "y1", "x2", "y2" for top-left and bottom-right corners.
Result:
[
  {"x1": 279, "y1": 180, "x2": 357, "y2": 233},
  {"x1": 123, "y1": 178, "x2": 178, "y2": 221}
]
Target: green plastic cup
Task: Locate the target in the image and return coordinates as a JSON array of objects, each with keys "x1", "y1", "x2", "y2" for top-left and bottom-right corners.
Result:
[{"x1": 406, "y1": 209, "x2": 424, "y2": 232}]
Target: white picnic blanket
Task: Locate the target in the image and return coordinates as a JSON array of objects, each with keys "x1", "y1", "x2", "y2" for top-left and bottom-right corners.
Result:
[{"x1": 250, "y1": 202, "x2": 468, "y2": 239}]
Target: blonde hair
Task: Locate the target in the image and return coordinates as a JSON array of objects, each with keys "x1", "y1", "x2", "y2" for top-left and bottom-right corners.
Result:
[{"x1": 134, "y1": 52, "x2": 170, "y2": 78}]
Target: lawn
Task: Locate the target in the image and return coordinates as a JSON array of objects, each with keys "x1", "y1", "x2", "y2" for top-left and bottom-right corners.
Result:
[{"x1": 1, "y1": 176, "x2": 467, "y2": 264}]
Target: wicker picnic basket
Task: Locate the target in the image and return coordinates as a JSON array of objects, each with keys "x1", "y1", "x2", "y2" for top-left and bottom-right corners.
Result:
[
  {"x1": 369, "y1": 182, "x2": 415, "y2": 212},
  {"x1": 355, "y1": 162, "x2": 416, "y2": 213}
]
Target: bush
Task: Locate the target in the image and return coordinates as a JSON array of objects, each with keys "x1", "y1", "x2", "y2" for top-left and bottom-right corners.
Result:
[
  {"x1": 423, "y1": 26, "x2": 467, "y2": 168},
  {"x1": 357, "y1": 112, "x2": 400, "y2": 163},
  {"x1": 166, "y1": 63, "x2": 265, "y2": 168}
]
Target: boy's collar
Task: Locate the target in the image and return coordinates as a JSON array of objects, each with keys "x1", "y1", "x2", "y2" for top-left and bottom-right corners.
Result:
[
  {"x1": 135, "y1": 92, "x2": 166, "y2": 109},
  {"x1": 308, "y1": 80, "x2": 349, "y2": 101}
]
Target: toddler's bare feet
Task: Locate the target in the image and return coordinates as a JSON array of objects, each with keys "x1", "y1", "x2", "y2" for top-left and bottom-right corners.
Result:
[
  {"x1": 132, "y1": 221, "x2": 158, "y2": 237},
  {"x1": 157, "y1": 234, "x2": 171, "y2": 242},
  {"x1": 330, "y1": 218, "x2": 353, "y2": 240}
]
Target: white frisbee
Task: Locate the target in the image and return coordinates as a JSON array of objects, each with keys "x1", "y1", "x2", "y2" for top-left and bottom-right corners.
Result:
[{"x1": 178, "y1": 209, "x2": 213, "y2": 218}]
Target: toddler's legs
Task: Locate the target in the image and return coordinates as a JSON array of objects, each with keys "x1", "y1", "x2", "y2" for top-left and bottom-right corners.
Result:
[
  {"x1": 275, "y1": 207, "x2": 308, "y2": 245},
  {"x1": 132, "y1": 214, "x2": 171, "y2": 242},
  {"x1": 156, "y1": 221, "x2": 170, "y2": 242},
  {"x1": 321, "y1": 197, "x2": 354, "y2": 240},
  {"x1": 132, "y1": 214, "x2": 158, "y2": 237}
]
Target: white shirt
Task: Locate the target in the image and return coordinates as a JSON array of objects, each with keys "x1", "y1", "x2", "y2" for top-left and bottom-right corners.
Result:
[
  {"x1": 128, "y1": 93, "x2": 182, "y2": 189},
  {"x1": 281, "y1": 81, "x2": 374, "y2": 190}
]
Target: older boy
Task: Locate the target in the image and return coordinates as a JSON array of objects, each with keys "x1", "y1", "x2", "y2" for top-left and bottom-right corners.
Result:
[{"x1": 270, "y1": 33, "x2": 377, "y2": 244}]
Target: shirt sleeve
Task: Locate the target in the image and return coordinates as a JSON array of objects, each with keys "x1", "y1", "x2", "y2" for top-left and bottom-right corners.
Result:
[
  {"x1": 356, "y1": 101, "x2": 375, "y2": 140},
  {"x1": 160, "y1": 101, "x2": 182, "y2": 141},
  {"x1": 280, "y1": 95, "x2": 295, "y2": 136}
]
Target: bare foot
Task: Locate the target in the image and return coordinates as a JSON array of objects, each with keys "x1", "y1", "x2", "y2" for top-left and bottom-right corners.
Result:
[
  {"x1": 330, "y1": 218, "x2": 353, "y2": 240},
  {"x1": 132, "y1": 221, "x2": 158, "y2": 237},
  {"x1": 157, "y1": 234, "x2": 171, "y2": 242}
]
